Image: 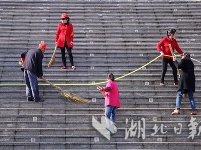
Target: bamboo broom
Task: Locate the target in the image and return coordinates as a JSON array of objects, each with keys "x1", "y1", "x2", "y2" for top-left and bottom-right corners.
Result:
[
  {"x1": 42, "y1": 77, "x2": 90, "y2": 103},
  {"x1": 48, "y1": 46, "x2": 57, "y2": 67},
  {"x1": 168, "y1": 44, "x2": 181, "y2": 77}
]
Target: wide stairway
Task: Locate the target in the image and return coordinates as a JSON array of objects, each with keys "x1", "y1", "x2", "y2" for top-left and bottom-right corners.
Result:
[{"x1": 0, "y1": 0, "x2": 201, "y2": 149}]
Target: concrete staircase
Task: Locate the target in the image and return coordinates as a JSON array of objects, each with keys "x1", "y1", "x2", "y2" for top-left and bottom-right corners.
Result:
[{"x1": 0, "y1": 0, "x2": 201, "y2": 149}]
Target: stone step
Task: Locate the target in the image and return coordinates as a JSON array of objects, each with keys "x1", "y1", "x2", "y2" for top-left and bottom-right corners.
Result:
[
  {"x1": 0, "y1": 0, "x2": 201, "y2": 149},
  {"x1": 0, "y1": 141, "x2": 199, "y2": 150},
  {"x1": 0, "y1": 100, "x2": 200, "y2": 108},
  {"x1": 0, "y1": 107, "x2": 199, "y2": 117}
]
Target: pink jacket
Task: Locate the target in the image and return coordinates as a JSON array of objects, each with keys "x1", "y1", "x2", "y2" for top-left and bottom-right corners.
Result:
[{"x1": 102, "y1": 80, "x2": 121, "y2": 108}]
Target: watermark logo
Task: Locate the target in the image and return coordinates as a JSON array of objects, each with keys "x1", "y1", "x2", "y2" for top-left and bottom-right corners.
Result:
[
  {"x1": 92, "y1": 116, "x2": 201, "y2": 141},
  {"x1": 92, "y1": 116, "x2": 110, "y2": 140},
  {"x1": 92, "y1": 116, "x2": 117, "y2": 140}
]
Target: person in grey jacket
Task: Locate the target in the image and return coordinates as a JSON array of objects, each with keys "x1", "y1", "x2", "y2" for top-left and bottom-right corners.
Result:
[
  {"x1": 23, "y1": 43, "x2": 47, "y2": 102},
  {"x1": 171, "y1": 52, "x2": 196, "y2": 115}
]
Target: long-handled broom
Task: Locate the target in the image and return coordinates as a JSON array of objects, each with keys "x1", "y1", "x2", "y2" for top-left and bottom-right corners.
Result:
[
  {"x1": 96, "y1": 85, "x2": 105, "y2": 97},
  {"x1": 168, "y1": 44, "x2": 181, "y2": 77},
  {"x1": 48, "y1": 46, "x2": 57, "y2": 67},
  {"x1": 42, "y1": 77, "x2": 90, "y2": 103}
]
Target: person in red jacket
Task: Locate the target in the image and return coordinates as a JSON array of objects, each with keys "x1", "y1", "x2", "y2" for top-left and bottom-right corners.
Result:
[
  {"x1": 55, "y1": 13, "x2": 76, "y2": 70},
  {"x1": 156, "y1": 28, "x2": 184, "y2": 86}
]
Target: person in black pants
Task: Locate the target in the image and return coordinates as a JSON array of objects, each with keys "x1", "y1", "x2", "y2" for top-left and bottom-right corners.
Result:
[
  {"x1": 55, "y1": 13, "x2": 76, "y2": 70},
  {"x1": 161, "y1": 58, "x2": 178, "y2": 85},
  {"x1": 156, "y1": 28, "x2": 184, "y2": 85}
]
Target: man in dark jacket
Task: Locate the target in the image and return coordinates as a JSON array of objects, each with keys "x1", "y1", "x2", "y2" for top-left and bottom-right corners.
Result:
[
  {"x1": 171, "y1": 52, "x2": 196, "y2": 115},
  {"x1": 23, "y1": 43, "x2": 47, "y2": 102}
]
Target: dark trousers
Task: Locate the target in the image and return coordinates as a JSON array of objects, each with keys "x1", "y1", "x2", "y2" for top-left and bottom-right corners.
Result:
[
  {"x1": 60, "y1": 45, "x2": 74, "y2": 67},
  {"x1": 161, "y1": 58, "x2": 178, "y2": 83},
  {"x1": 24, "y1": 70, "x2": 40, "y2": 101}
]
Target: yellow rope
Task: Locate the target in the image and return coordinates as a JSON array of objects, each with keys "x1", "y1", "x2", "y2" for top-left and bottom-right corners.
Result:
[
  {"x1": 1, "y1": 54, "x2": 180, "y2": 86},
  {"x1": 115, "y1": 55, "x2": 161, "y2": 81},
  {"x1": 0, "y1": 55, "x2": 185, "y2": 86}
]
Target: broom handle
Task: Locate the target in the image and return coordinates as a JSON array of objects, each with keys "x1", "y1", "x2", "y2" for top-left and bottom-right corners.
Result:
[
  {"x1": 96, "y1": 85, "x2": 105, "y2": 98},
  {"x1": 48, "y1": 45, "x2": 57, "y2": 67},
  {"x1": 168, "y1": 44, "x2": 175, "y2": 58},
  {"x1": 42, "y1": 77, "x2": 63, "y2": 92},
  {"x1": 53, "y1": 45, "x2": 57, "y2": 55},
  {"x1": 168, "y1": 44, "x2": 181, "y2": 77},
  {"x1": 42, "y1": 77, "x2": 54, "y2": 87}
]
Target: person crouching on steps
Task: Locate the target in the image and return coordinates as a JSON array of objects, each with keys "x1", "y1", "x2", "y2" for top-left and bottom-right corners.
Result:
[
  {"x1": 171, "y1": 52, "x2": 197, "y2": 115},
  {"x1": 55, "y1": 13, "x2": 76, "y2": 70},
  {"x1": 97, "y1": 73, "x2": 121, "y2": 134}
]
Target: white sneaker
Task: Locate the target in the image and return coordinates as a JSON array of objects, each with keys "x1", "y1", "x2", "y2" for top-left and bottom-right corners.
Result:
[
  {"x1": 106, "y1": 124, "x2": 117, "y2": 134},
  {"x1": 104, "y1": 131, "x2": 110, "y2": 135}
]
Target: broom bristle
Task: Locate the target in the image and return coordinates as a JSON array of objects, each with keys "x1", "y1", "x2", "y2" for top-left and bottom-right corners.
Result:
[{"x1": 43, "y1": 77, "x2": 90, "y2": 103}]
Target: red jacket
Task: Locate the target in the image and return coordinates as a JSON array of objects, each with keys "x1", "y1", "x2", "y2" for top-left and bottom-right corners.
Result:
[
  {"x1": 156, "y1": 37, "x2": 183, "y2": 59},
  {"x1": 55, "y1": 23, "x2": 74, "y2": 48}
]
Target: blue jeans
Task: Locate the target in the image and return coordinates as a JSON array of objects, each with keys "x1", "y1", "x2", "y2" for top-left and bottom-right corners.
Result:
[
  {"x1": 105, "y1": 105, "x2": 117, "y2": 127},
  {"x1": 175, "y1": 90, "x2": 196, "y2": 110},
  {"x1": 24, "y1": 70, "x2": 40, "y2": 101}
]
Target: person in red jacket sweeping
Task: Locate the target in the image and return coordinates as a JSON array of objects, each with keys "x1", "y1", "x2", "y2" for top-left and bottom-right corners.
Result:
[
  {"x1": 156, "y1": 28, "x2": 184, "y2": 86},
  {"x1": 55, "y1": 13, "x2": 76, "y2": 70}
]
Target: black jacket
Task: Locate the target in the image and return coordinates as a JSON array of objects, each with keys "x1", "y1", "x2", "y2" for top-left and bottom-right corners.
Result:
[
  {"x1": 178, "y1": 59, "x2": 195, "y2": 93},
  {"x1": 23, "y1": 49, "x2": 44, "y2": 77}
]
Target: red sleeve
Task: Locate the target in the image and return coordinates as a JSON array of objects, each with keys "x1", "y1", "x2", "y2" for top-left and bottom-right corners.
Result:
[
  {"x1": 156, "y1": 38, "x2": 165, "y2": 52},
  {"x1": 70, "y1": 24, "x2": 74, "y2": 42},
  {"x1": 174, "y1": 40, "x2": 183, "y2": 54},
  {"x1": 55, "y1": 24, "x2": 60, "y2": 42}
]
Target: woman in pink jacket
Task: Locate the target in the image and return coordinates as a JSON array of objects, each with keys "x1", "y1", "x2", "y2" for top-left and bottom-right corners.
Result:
[
  {"x1": 97, "y1": 73, "x2": 121, "y2": 133},
  {"x1": 55, "y1": 13, "x2": 76, "y2": 70}
]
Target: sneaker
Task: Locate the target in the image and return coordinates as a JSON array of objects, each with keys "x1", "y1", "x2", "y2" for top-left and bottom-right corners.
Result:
[
  {"x1": 72, "y1": 66, "x2": 76, "y2": 70},
  {"x1": 191, "y1": 110, "x2": 197, "y2": 115},
  {"x1": 106, "y1": 127, "x2": 115, "y2": 134},
  {"x1": 61, "y1": 66, "x2": 67, "y2": 70},
  {"x1": 104, "y1": 131, "x2": 110, "y2": 135},
  {"x1": 27, "y1": 97, "x2": 34, "y2": 101},
  {"x1": 160, "y1": 82, "x2": 165, "y2": 86},
  {"x1": 106, "y1": 124, "x2": 117, "y2": 134},
  {"x1": 174, "y1": 82, "x2": 178, "y2": 85},
  {"x1": 171, "y1": 109, "x2": 180, "y2": 115}
]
